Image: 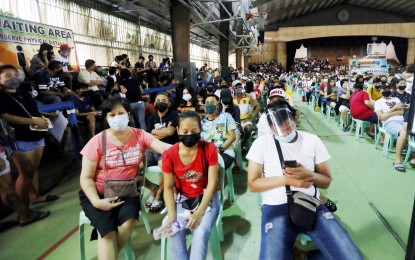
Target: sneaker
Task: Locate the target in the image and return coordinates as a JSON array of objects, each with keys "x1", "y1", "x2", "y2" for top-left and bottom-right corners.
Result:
[{"x1": 342, "y1": 126, "x2": 348, "y2": 132}]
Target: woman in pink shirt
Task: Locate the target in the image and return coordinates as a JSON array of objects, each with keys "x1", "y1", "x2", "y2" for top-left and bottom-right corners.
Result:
[{"x1": 79, "y1": 96, "x2": 170, "y2": 259}]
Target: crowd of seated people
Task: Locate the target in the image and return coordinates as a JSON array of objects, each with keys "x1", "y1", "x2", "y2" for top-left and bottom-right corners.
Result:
[
  {"x1": 4, "y1": 48, "x2": 408, "y2": 259},
  {"x1": 291, "y1": 57, "x2": 333, "y2": 73},
  {"x1": 285, "y1": 64, "x2": 415, "y2": 174}
]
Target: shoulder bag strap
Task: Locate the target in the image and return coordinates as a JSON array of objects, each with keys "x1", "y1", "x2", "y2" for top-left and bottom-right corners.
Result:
[
  {"x1": 273, "y1": 138, "x2": 293, "y2": 197},
  {"x1": 4, "y1": 92, "x2": 32, "y2": 117},
  {"x1": 102, "y1": 130, "x2": 108, "y2": 180},
  {"x1": 201, "y1": 141, "x2": 208, "y2": 189}
]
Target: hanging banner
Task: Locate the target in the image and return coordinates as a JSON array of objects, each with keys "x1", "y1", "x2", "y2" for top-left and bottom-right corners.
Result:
[
  {"x1": 0, "y1": 15, "x2": 79, "y2": 72},
  {"x1": 349, "y1": 58, "x2": 388, "y2": 75}
]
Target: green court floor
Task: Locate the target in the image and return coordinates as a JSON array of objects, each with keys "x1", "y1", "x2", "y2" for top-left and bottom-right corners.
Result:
[{"x1": 0, "y1": 95, "x2": 413, "y2": 260}]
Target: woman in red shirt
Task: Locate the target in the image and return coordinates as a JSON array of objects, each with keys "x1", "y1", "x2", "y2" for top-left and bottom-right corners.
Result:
[
  {"x1": 349, "y1": 80, "x2": 378, "y2": 137},
  {"x1": 162, "y1": 111, "x2": 219, "y2": 260}
]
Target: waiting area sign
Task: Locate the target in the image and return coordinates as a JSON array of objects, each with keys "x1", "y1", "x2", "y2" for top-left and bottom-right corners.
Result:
[{"x1": 0, "y1": 15, "x2": 79, "y2": 70}]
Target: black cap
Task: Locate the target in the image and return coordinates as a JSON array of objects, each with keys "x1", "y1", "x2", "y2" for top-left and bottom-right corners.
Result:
[
  {"x1": 220, "y1": 88, "x2": 233, "y2": 104},
  {"x1": 380, "y1": 83, "x2": 390, "y2": 89}
]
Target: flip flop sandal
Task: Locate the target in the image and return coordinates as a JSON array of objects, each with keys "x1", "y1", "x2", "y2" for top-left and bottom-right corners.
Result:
[
  {"x1": 324, "y1": 199, "x2": 337, "y2": 212},
  {"x1": 393, "y1": 162, "x2": 406, "y2": 172},
  {"x1": 409, "y1": 162, "x2": 415, "y2": 169},
  {"x1": 145, "y1": 195, "x2": 155, "y2": 208},
  {"x1": 149, "y1": 200, "x2": 164, "y2": 213},
  {"x1": 19, "y1": 210, "x2": 50, "y2": 226}
]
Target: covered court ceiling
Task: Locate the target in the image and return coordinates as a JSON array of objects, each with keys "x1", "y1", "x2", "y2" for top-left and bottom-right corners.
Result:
[{"x1": 75, "y1": 0, "x2": 415, "y2": 51}]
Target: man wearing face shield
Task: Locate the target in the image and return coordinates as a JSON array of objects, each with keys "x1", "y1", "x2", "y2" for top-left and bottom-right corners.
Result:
[{"x1": 246, "y1": 100, "x2": 362, "y2": 259}]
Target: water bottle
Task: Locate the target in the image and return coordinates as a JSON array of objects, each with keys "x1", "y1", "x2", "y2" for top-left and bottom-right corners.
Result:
[{"x1": 153, "y1": 220, "x2": 188, "y2": 240}]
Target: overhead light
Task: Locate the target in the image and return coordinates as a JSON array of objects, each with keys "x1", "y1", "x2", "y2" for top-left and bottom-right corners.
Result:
[{"x1": 112, "y1": 4, "x2": 119, "y2": 8}]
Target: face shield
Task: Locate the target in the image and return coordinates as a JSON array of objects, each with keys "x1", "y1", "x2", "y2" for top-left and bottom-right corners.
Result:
[{"x1": 266, "y1": 106, "x2": 297, "y2": 143}]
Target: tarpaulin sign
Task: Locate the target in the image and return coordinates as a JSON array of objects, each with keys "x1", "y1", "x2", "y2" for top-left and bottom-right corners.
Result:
[
  {"x1": 0, "y1": 15, "x2": 79, "y2": 71},
  {"x1": 349, "y1": 59, "x2": 388, "y2": 75}
]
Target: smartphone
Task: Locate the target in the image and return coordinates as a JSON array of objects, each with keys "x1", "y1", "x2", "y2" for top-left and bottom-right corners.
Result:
[{"x1": 284, "y1": 160, "x2": 297, "y2": 168}]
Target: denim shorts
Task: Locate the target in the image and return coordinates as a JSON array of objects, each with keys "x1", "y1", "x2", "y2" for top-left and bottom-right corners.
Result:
[{"x1": 15, "y1": 138, "x2": 45, "y2": 152}]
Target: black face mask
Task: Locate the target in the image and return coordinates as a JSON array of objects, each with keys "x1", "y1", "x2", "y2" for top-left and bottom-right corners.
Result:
[
  {"x1": 178, "y1": 133, "x2": 200, "y2": 147},
  {"x1": 155, "y1": 102, "x2": 168, "y2": 112},
  {"x1": 220, "y1": 85, "x2": 227, "y2": 89},
  {"x1": 382, "y1": 90, "x2": 392, "y2": 97},
  {"x1": 374, "y1": 85, "x2": 380, "y2": 90},
  {"x1": 207, "y1": 87, "x2": 214, "y2": 92},
  {"x1": 398, "y1": 85, "x2": 406, "y2": 90},
  {"x1": 222, "y1": 101, "x2": 231, "y2": 106}
]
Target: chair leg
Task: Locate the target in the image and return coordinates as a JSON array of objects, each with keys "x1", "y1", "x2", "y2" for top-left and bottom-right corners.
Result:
[
  {"x1": 123, "y1": 239, "x2": 135, "y2": 260},
  {"x1": 140, "y1": 199, "x2": 151, "y2": 234},
  {"x1": 225, "y1": 167, "x2": 235, "y2": 204},
  {"x1": 403, "y1": 146, "x2": 413, "y2": 167},
  {"x1": 79, "y1": 224, "x2": 86, "y2": 260},
  {"x1": 382, "y1": 134, "x2": 390, "y2": 158},
  {"x1": 354, "y1": 120, "x2": 361, "y2": 142},
  {"x1": 161, "y1": 238, "x2": 168, "y2": 260},
  {"x1": 209, "y1": 226, "x2": 222, "y2": 260}
]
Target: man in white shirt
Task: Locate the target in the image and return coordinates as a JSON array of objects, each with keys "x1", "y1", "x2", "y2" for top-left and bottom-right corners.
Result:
[
  {"x1": 246, "y1": 100, "x2": 362, "y2": 259},
  {"x1": 78, "y1": 59, "x2": 102, "y2": 92},
  {"x1": 53, "y1": 44, "x2": 73, "y2": 89},
  {"x1": 375, "y1": 83, "x2": 405, "y2": 139}
]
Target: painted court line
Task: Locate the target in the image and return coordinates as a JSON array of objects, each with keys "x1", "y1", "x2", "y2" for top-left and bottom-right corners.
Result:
[{"x1": 37, "y1": 225, "x2": 79, "y2": 260}]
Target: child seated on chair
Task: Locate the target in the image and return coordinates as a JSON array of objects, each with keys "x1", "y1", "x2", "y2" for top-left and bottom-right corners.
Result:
[{"x1": 162, "y1": 111, "x2": 220, "y2": 260}]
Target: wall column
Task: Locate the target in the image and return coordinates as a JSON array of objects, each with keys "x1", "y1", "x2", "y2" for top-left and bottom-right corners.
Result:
[
  {"x1": 170, "y1": 0, "x2": 190, "y2": 62},
  {"x1": 408, "y1": 38, "x2": 415, "y2": 65},
  {"x1": 235, "y1": 22, "x2": 243, "y2": 69},
  {"x1": 244, "y1": 55, "x2": 249, "y2": 74},
  {"x1": 277, "y1": 42, "x2": 287, "y2": 70}
]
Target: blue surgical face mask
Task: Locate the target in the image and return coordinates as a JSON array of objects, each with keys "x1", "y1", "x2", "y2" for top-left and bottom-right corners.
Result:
[
  {"x1": 274, "y1": 131, "x2": 297, "y2": 143},
  {"x1": 108, "y1": 114, "x2": 129, "y2": 131}
]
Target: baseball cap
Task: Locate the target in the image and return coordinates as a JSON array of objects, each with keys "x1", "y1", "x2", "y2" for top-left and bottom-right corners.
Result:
[
  {"x1": 60, "y1": 44, "x2": 72, "y2": 51},
  {"x1": 241, "y1": 76, "x2": 248, "y2": 81},
  {"x1": 232, "y1": 80, "x2": 242, "y2": 87},
  {"x1": 269, "y1": 88, "x2": 286, "y2": 99}
]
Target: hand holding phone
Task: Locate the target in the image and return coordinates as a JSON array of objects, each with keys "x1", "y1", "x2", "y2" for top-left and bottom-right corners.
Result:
[{"x1": 284, "y1": 160, "x2": 297, "y2": 168}]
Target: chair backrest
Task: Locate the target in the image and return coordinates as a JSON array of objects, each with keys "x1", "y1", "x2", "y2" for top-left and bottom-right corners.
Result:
[{"x1": 217, "y1": 154, "x2": 225, "y2": 204}]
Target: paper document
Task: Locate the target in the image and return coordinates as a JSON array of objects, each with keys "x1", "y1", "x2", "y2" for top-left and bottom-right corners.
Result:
[{"x1": 49, "y1": 111, "x2": 68, "y2": 142}]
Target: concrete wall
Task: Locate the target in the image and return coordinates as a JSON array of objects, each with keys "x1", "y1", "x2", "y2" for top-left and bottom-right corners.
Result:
[{"x1": 248, "y1": 42, "x2": 278, "y2": 63}]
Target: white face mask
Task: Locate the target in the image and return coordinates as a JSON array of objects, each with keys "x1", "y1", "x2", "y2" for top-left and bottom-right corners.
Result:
[
  {"x1": 274, "y1": 131, "x2": 297, "y2": 143},
  {"x1": 108, "y1": 114, "x2": 129, "y2": 131},
  {"x1": 183, "y1": 93, "x2": 192, "y2": 102}
]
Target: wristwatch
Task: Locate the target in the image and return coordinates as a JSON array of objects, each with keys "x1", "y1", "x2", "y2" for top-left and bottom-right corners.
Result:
[{"x1": 219, "y1": 146, "x2": 225, "y2": 153}]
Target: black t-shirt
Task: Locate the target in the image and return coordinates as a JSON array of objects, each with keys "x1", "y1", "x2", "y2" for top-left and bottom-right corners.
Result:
[
  {"x1": 123, "y1": 79, "x2": 142, "y2": 103},
  {"x1": 35, "y1": 70, "x2": 65, "y2": 98},
  {"x1": 146, "y1": 109, "x2": 179, "y2": 144},
  {"x1": 0, "y1": 91, "x2": 46, "y2": 141}
]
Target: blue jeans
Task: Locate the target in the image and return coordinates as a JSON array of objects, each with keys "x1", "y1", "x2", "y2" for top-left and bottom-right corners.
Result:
[
  {"x1": 259, "y1": 204, "x2": 363, "y2": 260},
  {"x1": 129, "y1": 101, "x2": 146, "y2": 129},
  {"x1": 169, "y1": 193, "x2": 219, "y2": 260}
]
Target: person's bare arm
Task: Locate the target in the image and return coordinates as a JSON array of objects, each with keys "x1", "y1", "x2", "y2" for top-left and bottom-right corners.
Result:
[
  {"x1": 186, "y1": 163, "x2": 218, "y2": 230},
  {"x1": 80, "y1": 157, "x2": 124, "y2": 211},
  {"x1": 247, "y1": 160, "x2": 313, "y2": 193},
  {"x1": 149, "y1": 138, "x2": 172, "y2": 154},
  {"x1": 1, "y1": 113, "x2": 48, "y2": 128}
]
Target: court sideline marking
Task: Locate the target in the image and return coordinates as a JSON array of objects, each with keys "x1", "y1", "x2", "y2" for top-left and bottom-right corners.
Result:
[{"x1": 37, "y1": 225, "x2": 79, "y2": 259}]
